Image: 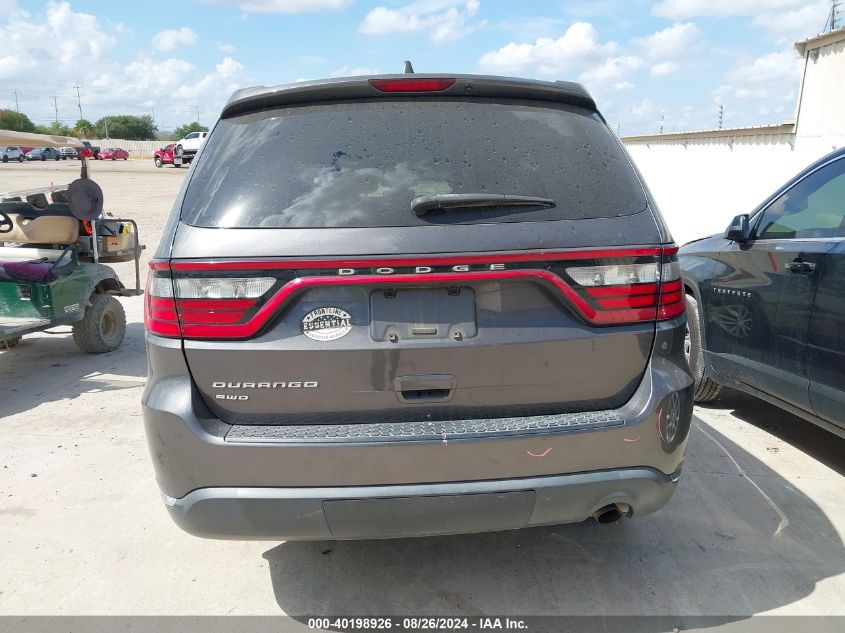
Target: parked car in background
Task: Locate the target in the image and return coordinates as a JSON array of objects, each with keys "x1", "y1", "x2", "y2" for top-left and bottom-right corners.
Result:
[
  {"x1": 153, "y1": 143, "x2": 176, "y2": 168},
  {"x1": 25, "y1": 147, "x2": 61, "y2": 161},
  {"x1": 680, "y1": 147, "x2": 845, "y2": 439},
  {"x1": 143, "y1": 74, "x2": 694, "y2": 541},
  {"x1": 99, "y1": 147, "x2": 129, "y2": 160},
  {"x1": 1, "y1": 146, "x2": 24, "y2": 162},
  {"x1": 59, "y1": 146, "x2": 77, "y2": 159},
  {"x1": 77, "y1": 140, "x2": 100, "y2": 159},
  {"x1": 173, "y1": 131, "x2": 206, "y2": 158}
]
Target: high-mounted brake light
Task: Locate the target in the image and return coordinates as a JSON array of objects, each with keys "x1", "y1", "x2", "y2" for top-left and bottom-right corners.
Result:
[{"x1": 368, "y1": 78, "x2": 456, "y2": 93}]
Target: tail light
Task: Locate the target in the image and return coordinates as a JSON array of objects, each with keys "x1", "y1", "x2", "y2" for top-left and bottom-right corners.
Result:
[
  {"x1": 562, "y1": 249, "x2": 685, "y2": 324},
  {"x1": 144, "y1": 246, "x2": 684, "y2": 340},
  {"x1": 144, "y1": 261, "x2": 278, "y2": 338}
]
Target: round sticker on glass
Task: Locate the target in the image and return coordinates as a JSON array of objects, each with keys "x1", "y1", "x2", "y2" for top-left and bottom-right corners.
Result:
[{"x1": 301, "y1": 307, "x2": 353, "y2": 341}]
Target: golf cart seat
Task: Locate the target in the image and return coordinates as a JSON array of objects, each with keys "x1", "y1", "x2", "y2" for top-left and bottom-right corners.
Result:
[
  {"x1": 0, "y1": 246, "x2": 77, "y2": 283},
  {"x1": 0, "y1": 213, "x2": 79, "y2": 245}
]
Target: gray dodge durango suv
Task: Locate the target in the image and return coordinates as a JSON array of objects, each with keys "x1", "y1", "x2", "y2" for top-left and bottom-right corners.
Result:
[{"x1": 142, "y1": 73, "x2": 694, "y2": 540}]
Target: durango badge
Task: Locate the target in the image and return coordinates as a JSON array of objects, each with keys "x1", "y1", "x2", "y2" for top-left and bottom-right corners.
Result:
[{"x1": 301, "y1": 307, "x2": 353, "y2": 341}]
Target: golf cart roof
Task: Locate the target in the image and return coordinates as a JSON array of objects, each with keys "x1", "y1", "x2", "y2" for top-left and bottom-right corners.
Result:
[{"x1": 0, "y1": 129, "x2": 84, "y2": 148}]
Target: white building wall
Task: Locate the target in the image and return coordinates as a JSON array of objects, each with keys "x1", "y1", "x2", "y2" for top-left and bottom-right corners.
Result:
[
  {"x1": 624, "y1": 136, "x2": 824, "y2": 244},
  {"x1": 796, "y1": 39, "x2": 845, "y2": 139}
]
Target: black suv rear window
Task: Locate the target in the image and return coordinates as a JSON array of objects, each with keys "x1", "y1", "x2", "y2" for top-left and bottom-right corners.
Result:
[{"x1": 181, "y1": 98, "x2": 646, "y2": 228}]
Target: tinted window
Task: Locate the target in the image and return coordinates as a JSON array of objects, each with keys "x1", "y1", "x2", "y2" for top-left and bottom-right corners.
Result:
[
  {"x1": 757, "y1": 158, "x2": 845, "y2": 239},
  {"x1": 181, "y1": 98, "x2": 646, "y2": 228}
]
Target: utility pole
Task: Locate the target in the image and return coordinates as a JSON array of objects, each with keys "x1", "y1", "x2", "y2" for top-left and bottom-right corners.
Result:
[
  {"x1": 52, "y1": 96, "x2": 59, "y2": 125},
  {"x1": 195, "y1": 103, "x2": 200, "y2": 124},
  {"x1": 659, "y1": 114, "x2": 665, "y2": 135},
  {"x1": 718, "y1": 104, "x2": 724, "y2": 130},
  {"x1": 104, "y1": 116, "x2": 110, "y2": 140},
  {"x1": 826, "y1": 1, "x2": 841, "y2": 31},
  {"x1": 74, "y1": 83, "x2": 83, "y2": 120},
  {"x1": 13, "y1": 90, "x2": 19, "y2": 112}
]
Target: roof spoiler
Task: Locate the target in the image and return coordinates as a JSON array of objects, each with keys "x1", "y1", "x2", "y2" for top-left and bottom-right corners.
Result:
[{"x1": 221, "y1": 74, "x2": 597, "y2": 119}]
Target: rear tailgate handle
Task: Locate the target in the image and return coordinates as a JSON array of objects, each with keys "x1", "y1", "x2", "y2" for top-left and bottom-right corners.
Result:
[{"x1": 394, "y1": 374, "x2": 456, "y2": 403}]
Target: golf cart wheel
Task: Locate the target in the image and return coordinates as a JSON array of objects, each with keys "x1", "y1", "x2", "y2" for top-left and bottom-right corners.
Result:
[
  {"x1": 72, "y1": 294, "x2": 126, "y2": 353},
  {"x1": 154, "y1": 156, "x2": 163, "y2": 168},
  {"x1": 2, "y1": 336, "x2": 21, "y2": 348}
]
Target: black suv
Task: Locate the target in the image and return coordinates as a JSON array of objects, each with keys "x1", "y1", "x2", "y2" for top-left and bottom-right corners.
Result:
[
  {"x1": 681, "y1": 147, "x2": 845, "y2": 439},
  {"x1": 142, "y1": 74, "x2": 694, "y2": 540}
]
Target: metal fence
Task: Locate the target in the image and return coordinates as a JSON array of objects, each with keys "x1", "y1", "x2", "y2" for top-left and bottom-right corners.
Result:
[{"x1": 88, "y1": 139, "x2": 168, "y2": 158}]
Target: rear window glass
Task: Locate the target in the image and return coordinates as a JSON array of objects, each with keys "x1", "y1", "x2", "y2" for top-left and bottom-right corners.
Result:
[{"x1": 181, "y1": 98, "x2": 646, "y2": 228}]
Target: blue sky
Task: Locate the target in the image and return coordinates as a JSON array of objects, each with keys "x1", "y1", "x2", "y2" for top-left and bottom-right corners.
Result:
[{"x1": 0, "y1": 0, "x2": 835, "y2": 134}]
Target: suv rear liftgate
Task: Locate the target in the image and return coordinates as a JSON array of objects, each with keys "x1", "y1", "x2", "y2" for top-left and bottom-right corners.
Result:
[{"x1": 142, "y1": 74, "x2": 694, "y2": 539}]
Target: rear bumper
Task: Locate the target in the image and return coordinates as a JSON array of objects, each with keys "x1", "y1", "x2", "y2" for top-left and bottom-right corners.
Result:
[
  {"x1": 165, "y1": 466, "x2": 681, "y2": 540},
  {"x1": 143, "y1": 319, "x2": 693, "y2": 539}
]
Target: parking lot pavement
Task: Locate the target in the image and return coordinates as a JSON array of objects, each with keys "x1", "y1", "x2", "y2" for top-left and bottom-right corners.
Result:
[{"x1": 1, "y1": 162, "x2": 844, "y2": 620}]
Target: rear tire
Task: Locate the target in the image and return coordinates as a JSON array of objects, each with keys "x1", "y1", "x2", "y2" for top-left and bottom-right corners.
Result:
[
  {"x1": 685, "y1": 293, "x2": 721, "y2": 402},
  {"x1": 1, "y1": 336, "x2": 21, "y2": 348},
  {"x1": 72, "y1": 294, "x2": 126, "y2": 353},
  {"x1": 18, "y1": 155, "x2": 24, "y2": 162}
]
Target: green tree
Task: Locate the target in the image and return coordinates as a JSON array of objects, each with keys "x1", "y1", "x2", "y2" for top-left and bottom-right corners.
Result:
[
  {"x1": 173, "y1": 121, "x2": 209, "y2": 139},
  {"x1": 93, "y1": 114, "x2": 158, "y2": 140},
  {"x1": 74, "y1": 119, "x2": 95, "y2": 137},
  {"x1": 34, "y1": 121, "x2": 75, "y2": 136},
  {"x1": 0, "y1": 110, "x2": 36, "y2": 132}
]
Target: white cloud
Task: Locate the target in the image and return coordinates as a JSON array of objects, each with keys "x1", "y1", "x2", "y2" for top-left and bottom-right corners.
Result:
[
  {"x1": 713, "y1": 49, "x2": 802, "y2": 109},
  {"x1": 216, "y1": 41, "x2": 236, "y2": 53},
  {"x1": 152, "y1": 27, "x2": 198, "y2": 52},
  {"x1": 629, "y1": 98, "x2": 661, "y2": 120},
  {"x1": 651, "y1": 60, "x2": 680, "y2": 76},
  {"x1": 580, "y1": 55, "x2": 643, "y2": 84},
  {"x1": 204, "y1": 0, "x2": 352, "y2": 13},
  {"x1": 0, "y1": 2, "x2": 245, "y2": 130},
  {"x1": 634, "y1": 22, "x2": 698, "y2": 59},
  {"x1": 330, "y1": 65, "x2": 380, "y2": 77},
  {"x1": 360, "y1": 1, "x2": 483, "y2": 43},
  {"x1": 478, "y1": 22, "x2": 616, "y2": 74},
  {"x1": 652, "y1": 0, "x2": 810, "y2": 19},
  {"x1": 752, "y1": 1, "x2": 829, "y2": 42}
]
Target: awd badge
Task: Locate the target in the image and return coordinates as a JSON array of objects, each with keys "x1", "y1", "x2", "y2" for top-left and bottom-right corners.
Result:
[{"x1": 301, "y1": 307, "x2": 352, "y2": 341}]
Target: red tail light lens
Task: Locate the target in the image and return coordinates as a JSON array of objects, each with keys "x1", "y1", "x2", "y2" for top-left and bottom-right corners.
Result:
[
  {"x1": 368, "y1": 78, "x2": 456, "y2": 92},
  {"x1": 144, "y1": 261, "x2": 276, "y2": 338},
  {"x1": 562, "y1": 250, "x2": 684, "y2": 324}
]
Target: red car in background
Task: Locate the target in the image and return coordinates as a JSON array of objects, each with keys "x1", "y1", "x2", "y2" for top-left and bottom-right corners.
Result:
[
  {"x1": 153, "y1": 143, "x2": 176, "y2": 168},
  {"x1": 99, "y1": 147, "x2": 129, "y2": 160}
]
